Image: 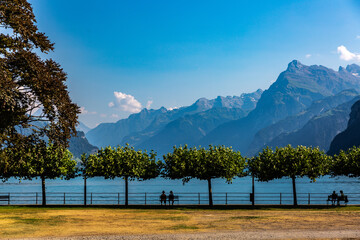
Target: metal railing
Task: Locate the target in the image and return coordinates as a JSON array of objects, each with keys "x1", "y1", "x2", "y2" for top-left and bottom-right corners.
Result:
[{"x1": 1, "y1": 192, "x2": 360, "y2": 205}]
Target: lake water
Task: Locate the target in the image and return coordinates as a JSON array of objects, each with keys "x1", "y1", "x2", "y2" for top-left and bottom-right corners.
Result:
[
  {"x1": 1, "y1": 176, "x2": 359, "y2": 205},
  {"x1": 1, "y1": 176, "x2": 360, "y2": 194}
]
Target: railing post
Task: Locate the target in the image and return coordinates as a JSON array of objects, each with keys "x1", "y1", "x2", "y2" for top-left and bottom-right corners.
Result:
[
  {"x1": 8, "y1": 193, "x2": 10, "y2": 205},
  {"x1": 145, "y1": 193, "x2": 147, "y2": 205},
  {"x1": 198, "y1": 193, "x2": 200, "y2": 205},
  {"x1": 118, "y1": 193, "x2": 120, "y2": 205},
  {"x1": 36, "y1": 192, "x2": 38, "y2": 205},
  {"x1": 91, "y1": 193, "x2": 93, "y2": 205},
  {"x1": 226, "y1": 193, "x2": 228, "y2": 205},
  {"x1": 280, "y1": 193, "x2": 282, "y2": 205},
  {"x1": 64, "y1": 193, "x2": 66, "y2": 205},
  {"x1": 308, "y1": 193, "x2": 310, "y2": 205}
]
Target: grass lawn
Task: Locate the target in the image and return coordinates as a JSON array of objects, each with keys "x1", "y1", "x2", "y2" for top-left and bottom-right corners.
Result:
[{"x1": 1, "y1": 206, "x2": 360, "y2": 238}]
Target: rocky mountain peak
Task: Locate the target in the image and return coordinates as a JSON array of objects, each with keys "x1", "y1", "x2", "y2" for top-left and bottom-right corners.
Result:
[
  {"x1": 287, "y1": 60, "x2": 304, "y2": 72},
  {"x1": 346, "y1": 64, "x2": 360, "y2": 75},
  {"x1": 338, "y1": 66, "x2": 347, "y2": 73}
]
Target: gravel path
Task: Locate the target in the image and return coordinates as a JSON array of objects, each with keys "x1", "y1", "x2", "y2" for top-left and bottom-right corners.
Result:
[{"x1": 17, "y1": 230, "x2": 360, "y2": 240}]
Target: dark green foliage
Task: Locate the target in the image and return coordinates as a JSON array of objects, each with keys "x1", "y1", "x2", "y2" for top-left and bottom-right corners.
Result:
[
  {"x1": 331, "y1": 147, "x2": 360, "y2": 178},
  {"x1": 0, "y1": 0, "x2": 79, "y2": 148}
]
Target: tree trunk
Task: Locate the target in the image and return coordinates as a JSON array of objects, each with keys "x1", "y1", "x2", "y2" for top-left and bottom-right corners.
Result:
[
  {"x1": 252, "y1": 174, "x2": 255, "y2": 206},
  {"x1": 207, "y1": 178, "x2": 213, "y2": 206},
  {"x1": 292, "y1": 176, "x2": 297, "y2": 206},
  {"x1": 84, "y1": 176, "x2": 87, "y2": 206},
  {"x1": 41, "y1": 176, "x2": 46, "y2": 206},
  {"x1": 125, "y1": 176, "x2": 129, "y2": 206}
]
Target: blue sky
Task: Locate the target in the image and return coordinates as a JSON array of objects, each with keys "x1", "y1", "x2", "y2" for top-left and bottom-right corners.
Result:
[{"x1": 28, "y1": 0, "x2": 360, "y2": 128}]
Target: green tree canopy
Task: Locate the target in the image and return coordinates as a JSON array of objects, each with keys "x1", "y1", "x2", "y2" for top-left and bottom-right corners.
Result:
[
  {"x1": 331, "y1": 146, "x2": 360, "y2": 178},
  {"x1": 249, "y1": 145, "x2": 330, "y2": 206},
  {"x1": 0, "y1": 141, "x2": 76, "y2": 205},
  {"x1": 0, "y1": 0, "x2": 79, "y2": 148},
  {"x1": 163, "y1": 145, "x2": 246, "y2": 206},
  {"x1": 87, "y1": 145, "x2": 160, "y2": 206}
]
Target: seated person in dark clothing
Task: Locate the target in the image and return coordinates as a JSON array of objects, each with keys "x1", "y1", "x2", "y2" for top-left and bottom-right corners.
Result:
[
  {"x1": 337, "y1": 190, "x2": 348, "y2": 205},
  {"x1": 160, "y1": 191, "x2": 167, "y2": 205},
  {"x1": 330, "y1": 191, "x2": 338, "y2": 205},
  {"x1": 168, "y1": 191, "x2": 174, "y2": 205}
]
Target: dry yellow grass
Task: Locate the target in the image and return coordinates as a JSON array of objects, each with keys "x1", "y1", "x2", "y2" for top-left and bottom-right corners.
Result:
[{"x1": 1, "y1": 206, "x2": 360, "y2": 238}]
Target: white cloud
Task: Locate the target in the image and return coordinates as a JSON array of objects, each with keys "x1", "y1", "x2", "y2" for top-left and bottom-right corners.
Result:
[
  {"x1": 305, "y1": 54, "x2": 311, "y2": 58},
  {"x1": 146, "y1": 100, "x2": 153, "y2": 109},
  {"x1": 356, "y1": 35, "x2": 360, "y2": 39},
  {"x1": 80, "y1": 107, "x2": 97, "y2": 115},
  {"x1": 167, "y1": 107, "x2": 179, "y2": 111},
  {"x1": 111, "y1": 114, "x2": 119, "y2": 118},
  {"x1": 337, "y1": 45, "x2": 360, "y2": 61},
  {"x1": 100, "y1": 114, "x2": 107, "y2": 118},
  {"x1": 108, "y1": 91, "x2": 142, "y2": 113}
]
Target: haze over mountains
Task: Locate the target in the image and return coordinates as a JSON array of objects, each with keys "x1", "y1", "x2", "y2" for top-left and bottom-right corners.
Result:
[
  {"x1": 86, "y1": 90, "x2": 263, "y2": 149},
  {"x1": 83, "y1": 60, "x2": 360, "y2": 156}
]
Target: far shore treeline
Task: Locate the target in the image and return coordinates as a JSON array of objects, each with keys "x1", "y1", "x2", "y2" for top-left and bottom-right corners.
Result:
[{"x1": 1, "y1": 143, "x2": 360, "y2": 206}]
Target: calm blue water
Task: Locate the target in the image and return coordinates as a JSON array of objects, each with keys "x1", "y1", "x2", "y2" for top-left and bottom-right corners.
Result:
[
  {"x1": 0, "y1": 176, "x2": 359, "y2": 205},
  {"x1": 1, "y1": 176, "x2": 359, "y2": 193}
]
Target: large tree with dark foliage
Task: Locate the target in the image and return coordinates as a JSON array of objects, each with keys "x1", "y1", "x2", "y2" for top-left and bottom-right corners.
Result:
[{"x1": 0, "y1": 0, "x2": 79, "y2": 148}]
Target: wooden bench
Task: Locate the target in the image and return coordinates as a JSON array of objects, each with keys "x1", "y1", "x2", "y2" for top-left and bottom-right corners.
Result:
[
  {"x1": 0, "y1": 195, "x2": 10, "y2": 204},
  {"x1": 327, "y1": 195, "x2": 348, "y2": 206},
  {"x1": 159, "y1": 195, "x2": 179, "y2": 205},
  {"x1": 337, "y1": 196, "x2": 349, "y2": 206}
]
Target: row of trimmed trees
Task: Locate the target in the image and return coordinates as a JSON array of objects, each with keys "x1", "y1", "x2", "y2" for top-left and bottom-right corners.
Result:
[
  {"x1": 2, "y1": 144, "x2": 360, "y2": 206},
  {"x1": 81, "y1": 145, "x2": 245, "y2": 206}
]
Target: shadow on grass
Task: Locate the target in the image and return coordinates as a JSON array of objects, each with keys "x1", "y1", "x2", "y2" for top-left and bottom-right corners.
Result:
[{"x1": 164, "y1": 224, "x2": 199, "y2": 230}]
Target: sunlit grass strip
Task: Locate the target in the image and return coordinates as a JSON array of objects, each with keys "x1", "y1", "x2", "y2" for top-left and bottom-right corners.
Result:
[{"x1": 0, "y1": 206, "x2": 360, "y2": 238}]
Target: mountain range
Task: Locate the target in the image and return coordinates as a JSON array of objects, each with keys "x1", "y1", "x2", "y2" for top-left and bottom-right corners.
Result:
[
  {"x1": 264, "y1": 95, "x2": 360, "y2": 152},
  {"x1": 84, "y1": 60, "x2": 360, "y2": 157},
  {"x1": 86, "y1": 89, "x2": 263, "y2": 149},
  {"x1": 247, "y1": 89, "x2": 359, "y2": 155},
  {"x1": 199, "y1": 61, "x2": 360, "y2": 155}
]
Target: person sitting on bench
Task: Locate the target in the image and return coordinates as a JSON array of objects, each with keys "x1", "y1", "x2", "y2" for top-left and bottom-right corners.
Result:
[
  {"x1": 337, "y1": 190, "x2": 348, "y2": 206},
  {"x1": 168, "y1": 191, "x2": 174, "y2": 205},
  {"x1": 330, "y1": 191, "x2": 338, "y2": 205},
  {"x1": 160, "y1": 191, "x2": 167, "y2": 205}
]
